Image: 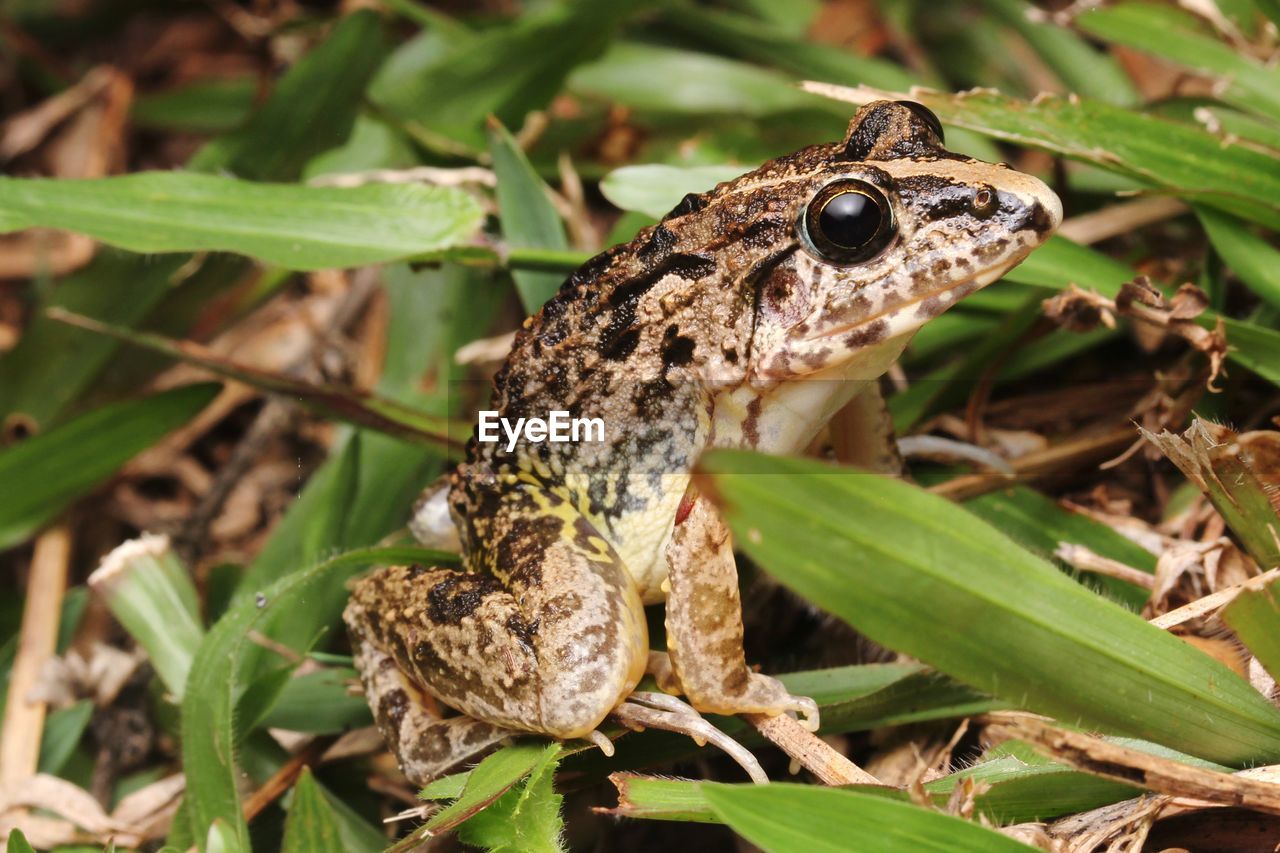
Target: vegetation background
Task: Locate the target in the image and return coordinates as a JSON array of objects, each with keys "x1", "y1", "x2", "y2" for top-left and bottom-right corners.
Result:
[{"x1": 2, "y1": 0, "x2": 1280, "y2": 850}]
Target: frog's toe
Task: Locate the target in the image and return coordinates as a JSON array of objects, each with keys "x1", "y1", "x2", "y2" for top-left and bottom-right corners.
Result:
[
  {"x1": 789, "y1": 695, "x2": 820, "y2": 732},
  {"x1": 584, "y1": 729, "x2": 615, "y2": 757},
  {"x1": 611, "y1": 693, "x2": 769, "y2": 784}
]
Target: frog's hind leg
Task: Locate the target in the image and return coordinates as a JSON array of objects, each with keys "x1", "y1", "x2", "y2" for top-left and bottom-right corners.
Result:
[
  {"x1": 350, "y1": 634, "x2": 512, "y2": 785},
  {"x1": 345, "y1": 489, "x2": 648, "y2": 745}
]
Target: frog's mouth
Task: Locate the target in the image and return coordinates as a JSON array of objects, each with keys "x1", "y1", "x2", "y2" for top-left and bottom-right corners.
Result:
[
  {"x1": 752, "y1": 253, "x2": 1021, "y2": 383},
  {"x1": 816, "y1": 258, "x2": 1015, "y2": 346}
]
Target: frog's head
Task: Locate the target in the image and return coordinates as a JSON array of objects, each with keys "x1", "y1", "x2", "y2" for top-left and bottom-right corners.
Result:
[{"x1": 747, "y1": 100, "x2": 1061, "y2": 381}]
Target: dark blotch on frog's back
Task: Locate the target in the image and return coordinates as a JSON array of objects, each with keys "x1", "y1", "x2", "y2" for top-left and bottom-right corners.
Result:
[
  {"x1": 426, "y1": 572, "x2": 504, "y2": 625},
  {"x1": 665, "y1": 191, "x2": 710, "y2": 220},
  {"x1": 596, "y1": 252, "x2": 717, "y2": 361},
  {"x1": 661, "y1": 324, "x2": 697, "y2": 369}
]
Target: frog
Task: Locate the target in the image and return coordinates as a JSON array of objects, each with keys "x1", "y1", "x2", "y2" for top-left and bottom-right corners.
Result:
[{"x1": 343, "y1": 100, "x2": 1061, "y2": 785}]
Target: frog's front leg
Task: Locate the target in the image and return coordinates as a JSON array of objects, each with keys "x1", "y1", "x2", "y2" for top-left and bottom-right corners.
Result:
[
  {"x1": 344, "y1": 484, "x2": 649, "y2": 781},
  {"x1": 659, "y1": 489, "x2": 819, "y2": 728}
]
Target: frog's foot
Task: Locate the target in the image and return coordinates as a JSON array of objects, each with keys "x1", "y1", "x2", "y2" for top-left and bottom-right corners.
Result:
[
  {"x1": 645, "y1": 651, "x2": 820, "y2": 732},
  {"x1": 611, "y1": 692, "x2": 769, "y2": 784}
]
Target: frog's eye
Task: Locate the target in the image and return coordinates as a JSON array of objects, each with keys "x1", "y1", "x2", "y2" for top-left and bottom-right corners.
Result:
[{"x1": 802, "y1": 180, "x2": 896, "y2": 265}]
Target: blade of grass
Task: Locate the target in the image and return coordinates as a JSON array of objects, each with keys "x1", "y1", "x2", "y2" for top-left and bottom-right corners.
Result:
[
  {"x1": 1222, "y1": 577, "x2": 1280, "y2": 682},
  {"x1": 420, "y1": 743, "x2": 556, "y2": 837},
  {"x1": 88, "y1": 534, "x2": 203, "y2": 699},
  {"x1": 1075, "y1": 3, "x2": 1280, "y2": 121},
  {"x1": 979, "y1": 0, "x2": 1139, "y2": 106},
  {"x1": 965, "y1": 486, "x2": 1155, "y2": 608},
  {"x1": 0, "y1": 172, "x2": 484, "y2": 271},
  {"x1": 37, "y1": 699, "x2": 92, "y2": 776},
  {"x1": 600, "y1": 164, "x2": 746, "y2": 219},
  {"x1": 702, "y1": 783, "x2": 1032, "y2": 852},
  {"x1": 1197, "y1": 206, "x2": 1280, "y2": 312},
  {"x1": 0, "y1": 383, "x2": 219, "y2": 549},
  {"x1": 457, "y1": 745, "x2": 564, "y2": 853},
  {"x1": 372, "y1": 0, "x2": 643, "y2": 151},
  {"x1": 5, "y1": 830, "x2": 36, "y2": 853},
  {"x1": 190, "y1": 11, "x2": 387, "y2": 180},
  {"x1": 281, "y1": 768, "x2": 342, "y2": 853},
  {"x1": 181, "y1": 545, "x2": 445, "y2": 850},
  {"x1": 46, "y1": 310, "x2": 462, "y2": 451},
  {"x1": 572, "y1": 42, "x2": 843, "y2": 118},
  {"x1": 488, "y1": 119, "x2": 570, "y2": 313},
  {"x1": 699, "y1": 450, "x2": 1280, "y2": 767}
]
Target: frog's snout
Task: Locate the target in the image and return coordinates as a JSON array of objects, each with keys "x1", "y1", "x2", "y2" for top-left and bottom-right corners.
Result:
[{"x1": 1008, "y1": 173, "x2": 1063, "y2": 239}]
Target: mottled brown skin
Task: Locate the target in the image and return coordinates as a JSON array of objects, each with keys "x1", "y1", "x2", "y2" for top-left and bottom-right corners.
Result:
[{"x1": 344, "y1": 101, "x2": 1062, "y2": 784}]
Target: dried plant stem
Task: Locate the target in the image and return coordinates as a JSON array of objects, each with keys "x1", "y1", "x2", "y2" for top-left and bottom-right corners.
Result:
[
  {"x1": 242, "y1": 737, "x2": 333, "y2": 822},
  {"x1": 0, "y1": 525, "x2": 71, "y2": 786},
  {"x1": 1149, "y1": 566, "x2": 1280, "y2": 629},
  {"x1": 928, "y1": 424, "x2": 1136, "y2": 501},
  {"x1": 1058, "y1": 196, "x2": 1188, "y2": 246},
  {"x1": 744, "y1": 713, "x2": 883, "y2": 787}
]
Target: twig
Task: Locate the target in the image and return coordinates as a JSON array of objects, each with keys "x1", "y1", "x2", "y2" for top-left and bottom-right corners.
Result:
[
  {"x1": 1149, "y1": 567, "x2": 1280, "y2": 629},
  {"x1": 1058, "y1": 197, "x2": 1188, "y2": 246},
  {"x1": 743, "y1": 713, "x2": 884, "y2": 787},
  {"x1": 242, "y1": 737, "x2": 333, "y2": 822},
  {"x1": 980, "y1": 711, "x2": 1280, "y2": 815},
  {"x1": 928, "y1": 425, "x2": 1137, "y2": 501},
  {"x1": 175, "y1": 269, "x2": 381, "y2": 559},
  {"x1": 0, "y1": 525, "x2": 71, "y2": 786},
  {"x1": 1054, "y1": 543, "x2": 1156, "y2": 590}
]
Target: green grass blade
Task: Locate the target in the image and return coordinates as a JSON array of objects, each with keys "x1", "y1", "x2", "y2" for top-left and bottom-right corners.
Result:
[
  {"x1": 458, "y1": 744, "x2": 565, "y2": 852},
  {"x1": 488, "y1": 119, "x2": 570, "y2": 313},
  {"x1": 1076, "y1": 3, "x2": 1280, "y2": 121},
  {"x1": 5, "y1": 830, "x2": 36, "y2": 853},
  {"x1": 573, "y1": 41, "x2": 841, "y2": 118},
  {"x1": 1222, "y1": 578, "x2": 1280, "y2": 681},
  {"x1": 190, "y1": 10, "x2": 387, "y2": 180},
  {"x1": 700, "y1": 450, "x2": 1280, "y2": 766},
  {"x1": 966, "y1": 486, "x2": 1155, "y2": 608},
  {"x1": 373, "y1": 0, "x2": 643, "y2": 150},
  {"x1": 1198, "y1": 206, "x2": 1280, "y2": 312},
  {"x1": 980, "y1": 0, "x2": 1139, "y2": 106},
  {"x1": 180, "y1": 545, "x2": 443, "y2": 850},
  {"x1": 38, "y1": 699, "x2": 93, "y2": 775},
  {"x1": 0, "y1": 172, "x2": 484, "y2": 271},
  {"x1": 659, "y1": 2, "x2": 917, "y2": 92},
  {"x1": 421, "y1": 743, "x2": 555, "y2": 836},
  {"x1": 260, "y1": 668, "x2": 371, "y2": 734},
  {"x1": 89, "y1": 535, "x2": 204, "y2": 699},
  {"x1": 132, "y1": 77, "x2": 256, "y2": 134},
  {"x1": 0, "y1": 383, "x2": 219, "y2": 549},
  {"x1": 281, "y1": 768, "x2": 343, "y2": 853},
  {"x1": 702, "y1": 783, "x2": 1032, "y2": 852}
]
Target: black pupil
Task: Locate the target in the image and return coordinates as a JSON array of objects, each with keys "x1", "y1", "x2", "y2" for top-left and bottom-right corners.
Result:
[{"x1": 818, "y1": 191, "x2": 881, "y2": 249}]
